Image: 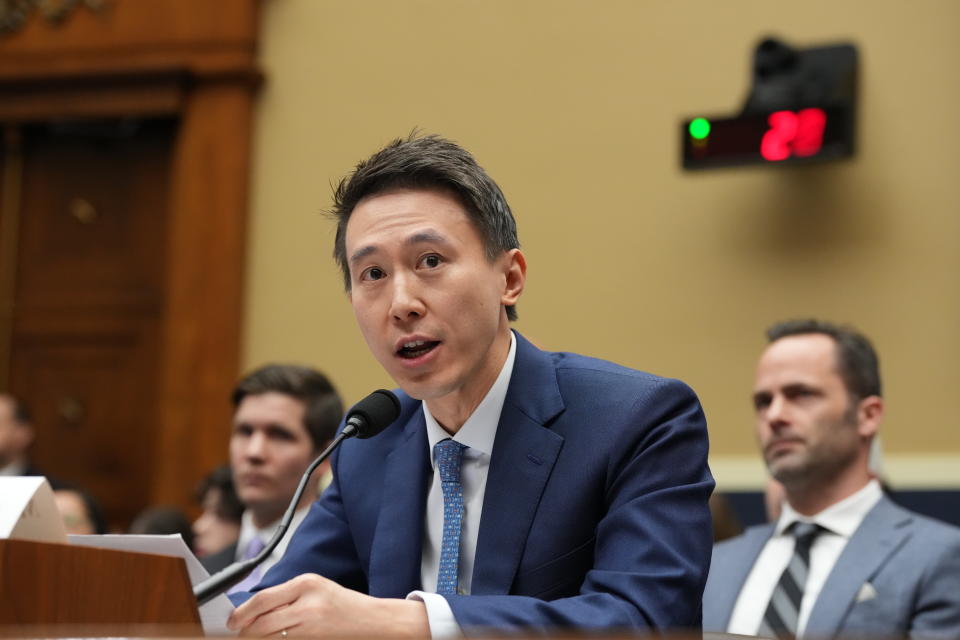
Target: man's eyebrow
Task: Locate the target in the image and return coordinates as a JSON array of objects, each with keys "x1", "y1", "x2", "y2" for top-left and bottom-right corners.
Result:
[
  {"x1": 349, "y1": 245, "x2": 378, "y2": 265},
  {"x1": 349, "y1": 230, "x2": 451, "y2": 265},
  {"x1": 782, "y1": 382, "x2": 820, "y2": 393},
  {"x1": 407, "y1": 230, "x2": 449, "y2": 247}
]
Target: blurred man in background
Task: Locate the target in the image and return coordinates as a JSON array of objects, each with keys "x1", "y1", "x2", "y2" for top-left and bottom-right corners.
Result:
[
  {"x1": 193, "y1": 464, "x2": 244, "y2": 558},
  {"x1": 704, "y1": 319, "x2": 960, "y2": 638},
  {"x1": 201, "y1": 364, "x2": 342, "y2": 593},
  {"x1": 0, "y1": 393, "x2": 39, "y2": 477},
  {"x1": 129, "y1": 505, "x2": 195, "y2": 548},
  {"x1": 54, "y1": 486, "x2": 107, "y2": 535}
]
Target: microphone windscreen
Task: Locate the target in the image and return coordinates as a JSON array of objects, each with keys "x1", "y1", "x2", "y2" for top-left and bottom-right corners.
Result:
[{"x1": 347, "y1": 389, "x2": 401, "y2": 438}]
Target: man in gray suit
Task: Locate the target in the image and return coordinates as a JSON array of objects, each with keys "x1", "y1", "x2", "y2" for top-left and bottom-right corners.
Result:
[{"x1": 703, "y1": 319, "x2": 960, "y2": 639}]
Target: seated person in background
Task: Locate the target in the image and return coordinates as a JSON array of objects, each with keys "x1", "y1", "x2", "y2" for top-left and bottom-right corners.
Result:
[
  {"x1": 54, "y1": 486, "x2": 107, "y2": 535},
  {"x1": 129, "y1": 505, "x2": 195, "y2": 549},
  {"x1": 703, "y1": 319, "x2": 960, "y2": 639},
  {"x1": 0, "y1": 393, "x2": 40, "y2": 477},
  {"x1": 763, "y1": 476, "x2": 787, "y2": 523},
  {"x1": 710, "y1": 492, "x2": 744, "y2": 543},
  {"x1": 228, "y1": 134, "x2": 713, "y2": 638},
  {"x1": 201, "y1": 364, "x2": 343, "y2": 590},
  {"x1": 193, "y1": 464, "x2": 244, "y2": 558}
]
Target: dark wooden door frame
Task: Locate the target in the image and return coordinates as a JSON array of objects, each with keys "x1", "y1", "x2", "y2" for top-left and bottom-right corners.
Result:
[{"x1": 0, "y1": 0, "x2": 260, "y2": 511}]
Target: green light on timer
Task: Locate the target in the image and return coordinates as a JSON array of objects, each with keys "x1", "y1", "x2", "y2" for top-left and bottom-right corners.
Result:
[{"x1": 689, "y1": 118, "x2": 711, "y2": 140}]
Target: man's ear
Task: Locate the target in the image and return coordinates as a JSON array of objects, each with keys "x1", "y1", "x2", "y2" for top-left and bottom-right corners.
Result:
[
  {"x1": 856, "y1": 395, "x2": 884, "y2": 439},
  {"x1": 501, "y1": 249, "x2": 526, "y2": 307}
]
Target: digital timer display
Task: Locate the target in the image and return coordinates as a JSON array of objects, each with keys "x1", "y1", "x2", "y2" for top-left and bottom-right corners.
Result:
[{"x1": 681, "y1": 106, "x2": 854, "y2": 170}]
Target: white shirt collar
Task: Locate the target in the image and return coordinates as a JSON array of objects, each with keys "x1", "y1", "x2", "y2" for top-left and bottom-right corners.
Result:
[
  {"x1": 775, "y1": 478, "x2": 883, "y2": 538},
  {"x1": 237, "y1": 504, "x2": 310, "y2": 557},
  {"x1": 423, "y1": 330, "x2": 516, "y2": 462}
]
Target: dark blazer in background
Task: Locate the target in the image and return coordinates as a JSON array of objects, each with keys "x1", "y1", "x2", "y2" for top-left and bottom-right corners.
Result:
[
  {"x1": 200, "y1": 541, "x2": 238, "y2": 574},
  {"x1": 703, "y1": 495, "x2": 960, "y2": 638},
  {"x1": 235, "y1": 332, "x2": 714, "y2": 633}
]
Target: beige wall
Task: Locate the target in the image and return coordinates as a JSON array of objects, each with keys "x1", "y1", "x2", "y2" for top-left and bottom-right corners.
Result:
[{"x1": 244, "y1": 0, "x2": 960, "y2": 488}]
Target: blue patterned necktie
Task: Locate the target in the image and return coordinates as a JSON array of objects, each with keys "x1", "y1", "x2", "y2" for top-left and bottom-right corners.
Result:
[{"x1": 434, "y1": 438, "x2": 467, "y2": 596}]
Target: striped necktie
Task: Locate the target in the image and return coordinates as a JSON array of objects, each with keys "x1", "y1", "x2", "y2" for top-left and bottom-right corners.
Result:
[
  {"x1": 759, "y1": 521, "x2": 823, "y2": 639},
  {"x1": 434, "y1": 438, "x2": 467, "y2": 596}
]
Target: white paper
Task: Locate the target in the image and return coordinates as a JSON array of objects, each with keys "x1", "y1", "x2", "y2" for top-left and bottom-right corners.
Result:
[
  {"x1": 0, "y1": 476, "x2": 68, "y2": 543},
  {"x1": 69, "y1": 533, "x2": 235, "y2": 635}
]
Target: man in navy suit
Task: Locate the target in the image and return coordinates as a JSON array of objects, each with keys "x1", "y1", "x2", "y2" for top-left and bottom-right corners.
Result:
[
  {"x1": 228, "y1": 134, "x2": 714, "y2": 637},
  {"x1": 703, "y1": 319, "x2": 960, "y2": 639}
]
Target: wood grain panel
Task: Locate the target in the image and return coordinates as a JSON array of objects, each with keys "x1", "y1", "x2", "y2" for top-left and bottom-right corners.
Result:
[
  {"x1": 154, "y1": 81, "x2": 253, "y2": 507},
  {"x1": 0, "y1": 72, "x2": 186, "y2": 122},
  {"x1": 0, "y1": 0, "x2": 258, "y2": 529},
  {"x1": 0, "y1": 539, "x2": 200, "y2": 630},
  {"x1": 16, "y1": 120, "x2": 172, "y2": 312},
  {"x1": 9, "y1": 324, "x2": 160, "y2": 526}
]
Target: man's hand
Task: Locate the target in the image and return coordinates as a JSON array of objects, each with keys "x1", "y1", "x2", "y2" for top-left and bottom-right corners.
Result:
[{"x1": 227, "y1": 574, "x2": 430, "y2": 637}]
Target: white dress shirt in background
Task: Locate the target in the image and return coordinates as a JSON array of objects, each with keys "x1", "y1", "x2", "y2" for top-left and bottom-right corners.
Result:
[{"x1": 235, "y1": 504, "x2": 311, "y2": 577}]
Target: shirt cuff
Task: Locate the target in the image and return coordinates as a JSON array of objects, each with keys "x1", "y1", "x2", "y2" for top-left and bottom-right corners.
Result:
[{"x1": 407, "y1": 591, "x2": 462, "y2": 638}]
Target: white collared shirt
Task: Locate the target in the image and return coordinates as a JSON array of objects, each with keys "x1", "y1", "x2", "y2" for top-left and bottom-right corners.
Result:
[
  {"x1": 727, "y1": 479, "x2": 883, "y2": 637},
  {"x1": 235, "y1": 504, "x2": 311, "y2": 576},
  {"x1": 409, "y1": 331, "x2": 517, "y2": 638}
]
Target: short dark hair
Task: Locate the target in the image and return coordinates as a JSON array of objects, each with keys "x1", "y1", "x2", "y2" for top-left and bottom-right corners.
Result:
[
  {"x1": 231, "y1": 365, "x2": 343, "y2": 451},
  {"x1": 53, "y1": 485, "x2": 108, "y2": 535},
  {"x1": 129, "y1": 506, "x2": 195, "y2": 549},
  {"x1": 195, "y1": 464, "x2": 244, "y2": 523},
  {"x1": 0, "y1": 392, "x2": 31, "y2": 425},
  {"x1": 766, "y1": 319, "x2": 882, "y2": 399},
  {"x1": 331, "y1": 133, "x2": 521, "y2": 321}
]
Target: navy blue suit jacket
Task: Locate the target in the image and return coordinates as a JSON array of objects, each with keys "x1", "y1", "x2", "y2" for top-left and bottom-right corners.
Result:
[{"x1": 237, "y1": 332, "x2": 714, "y2": 633}]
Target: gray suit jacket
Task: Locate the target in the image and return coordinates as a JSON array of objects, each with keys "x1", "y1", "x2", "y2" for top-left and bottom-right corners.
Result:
[{"x1": 703, "y1": 495, "x2": 960, "y2": 639}]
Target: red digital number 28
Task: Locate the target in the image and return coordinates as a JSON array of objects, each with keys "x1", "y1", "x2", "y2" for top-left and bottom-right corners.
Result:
[{"x1": 761, "y1": 108, "x2": 827, "y2": 161}]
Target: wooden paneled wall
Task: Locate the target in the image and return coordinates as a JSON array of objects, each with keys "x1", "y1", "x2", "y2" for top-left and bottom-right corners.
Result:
[{"x1": 0, "y1": 0, "x2": 259, "y2": 528}]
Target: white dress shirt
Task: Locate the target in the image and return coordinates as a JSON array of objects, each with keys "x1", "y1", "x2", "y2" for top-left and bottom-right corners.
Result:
[
  {"x1": 727, "y1": 479, "x2": 883, "y2": 637},
  {"x1": 408, "y1": 331, "x2": 517, "y2": 638},
  {"x1": 235, "y1": 504, "x2": 311, "y2": 576}
]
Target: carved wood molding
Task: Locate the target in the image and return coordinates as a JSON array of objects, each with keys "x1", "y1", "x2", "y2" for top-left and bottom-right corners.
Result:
[
  {"x1": 0, "y1": 0, "x2": 259, "y2": 523},
  {"x1": 0, "y1": 0, "x2": 108, "y2": 36}
]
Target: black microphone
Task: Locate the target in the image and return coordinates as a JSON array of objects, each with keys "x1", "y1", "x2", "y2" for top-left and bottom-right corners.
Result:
[
  {"x1": 193, "y1": 389, "x2": 400, "y2": 605},
  {"x1": 340, "y1": 389, "x2": 402, "y2": 439}
]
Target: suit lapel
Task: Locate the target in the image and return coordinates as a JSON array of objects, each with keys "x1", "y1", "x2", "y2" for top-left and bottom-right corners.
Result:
[
  {"x1": 805, "y1": 497, "x2": 912, "y2": 638},
  {"x1": 471, "y1": 333, "x2": 565, "y2": 595},
  {"x1": 709, "y1": 524, "x2": 775, "y2": 630},
  {"x1": 367, "y1": 409, "x2": 431, "y2": 597}
]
